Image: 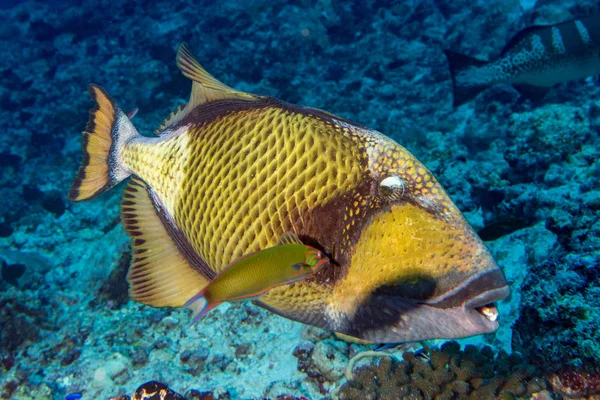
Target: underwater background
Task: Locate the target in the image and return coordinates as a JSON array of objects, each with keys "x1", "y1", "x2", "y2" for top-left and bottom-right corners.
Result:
[{"x1": 1, "y1": 0, "x2": 599, "y2": 399}]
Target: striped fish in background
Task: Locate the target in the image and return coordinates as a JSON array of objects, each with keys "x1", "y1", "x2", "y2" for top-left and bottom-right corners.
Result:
[{"x1": 444, "y1": 15, "x2": 600, "y2": 106}]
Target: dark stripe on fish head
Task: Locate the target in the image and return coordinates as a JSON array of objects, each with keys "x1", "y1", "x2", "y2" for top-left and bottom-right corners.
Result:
[
  {"x1": 328, "y1": 133, "x2": 509, "y2": 343},
  {"x1": 577, "y1": 15, "x2": 600, "y2": 46}
]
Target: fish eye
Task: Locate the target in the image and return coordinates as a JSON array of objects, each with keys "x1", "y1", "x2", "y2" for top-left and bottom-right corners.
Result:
[{"x1": 379, "y1": 175, "x2": 406, "y2": 201}]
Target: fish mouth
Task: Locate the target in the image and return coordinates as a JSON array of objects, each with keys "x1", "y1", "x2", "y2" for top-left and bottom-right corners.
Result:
[
  {"x1": 424, "y1": 268, "x2": 509, "y2": 333},
  {"x1": 341, "y1": 270, "x2": 510, "y2": 343},
  {"x1": 464, "y1": 286, "x2": 510, "y2": 329},
  {"x1": 428, "y1": 270, "x2": 510, "y2": 334}
]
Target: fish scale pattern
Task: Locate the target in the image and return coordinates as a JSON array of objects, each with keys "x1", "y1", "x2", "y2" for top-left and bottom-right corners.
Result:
[{"x1": 174, "y1": 106, "x2": 367, "y2": 274}]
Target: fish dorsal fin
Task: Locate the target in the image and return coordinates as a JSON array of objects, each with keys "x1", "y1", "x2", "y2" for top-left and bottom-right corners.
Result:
[
  {"x1": 177, "y1": 42, "x2": 259, "y2": 104},
  {"x1": 277, "y1": 232, "x2": 303, "y2": 246},
  {"x1": 121, "y1": 177, "x2": 211, "y2": 307},
  {"x1": 155, "y1": 104, "x2": 185, "y2": 133},
  {"x1": 177, "y1": 42, "x2": 239, "y2": 94},
  {"x1": 156, "y1": 43, "x2": 260, "y2": 134}
]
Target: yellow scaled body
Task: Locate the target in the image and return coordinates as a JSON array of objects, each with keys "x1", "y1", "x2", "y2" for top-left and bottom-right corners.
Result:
[{"x1": 69, "y1": 44, "x2": 509, "y2": 343}]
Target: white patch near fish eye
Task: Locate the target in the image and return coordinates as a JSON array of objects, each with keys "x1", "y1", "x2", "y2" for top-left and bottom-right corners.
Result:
[
  {"x1": 380, "y1": 176, "x2": 406, "y2": 200},
  {"x1": 551, "y1": 27, "x2": 566, "y2": 54},
  {"x1": 575, "y1": 20, "x2": 592, "y2": 46},
  {"x1": 380, "y1": 176, "x2": 405, "y2": 191}
]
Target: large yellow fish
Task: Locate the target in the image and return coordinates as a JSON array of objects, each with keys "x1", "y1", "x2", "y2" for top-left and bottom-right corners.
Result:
[{"x1": 68, "y1": 43, "x2": 509, "y2": 343}]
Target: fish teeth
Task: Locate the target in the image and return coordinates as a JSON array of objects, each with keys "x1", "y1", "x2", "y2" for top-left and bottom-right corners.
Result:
[{"x1": 480, "y1": 305, "x2": 498, "y2": 322}]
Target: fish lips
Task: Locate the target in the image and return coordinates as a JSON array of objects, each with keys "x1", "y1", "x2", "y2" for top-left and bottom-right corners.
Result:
[{"x1": 340, "y1": 270, "x2": 510, "y2": 343}]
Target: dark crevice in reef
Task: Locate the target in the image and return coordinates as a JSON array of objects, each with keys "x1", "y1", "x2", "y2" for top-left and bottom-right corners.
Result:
[{"x1": 95, "y1": 251, "x2": 132, "y2": 309}]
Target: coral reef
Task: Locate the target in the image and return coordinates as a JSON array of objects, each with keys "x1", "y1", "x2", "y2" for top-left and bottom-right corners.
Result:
[
  {"x1": 0, "y1": 0, "x2": 599, "y2": 398},
  {"x1": 513, "y1": 256, "x2": 600, "y2": 367},
  {"x1": 292, "y1": 339, "x2": 351, "y2": 394},
  {"x1": 337, "y1": 341, "x2": 548, "y2": 400}
]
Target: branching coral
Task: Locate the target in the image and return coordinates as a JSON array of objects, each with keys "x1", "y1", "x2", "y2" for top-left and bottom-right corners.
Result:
[
  {"x1": 337, "y1": 341, "x2": 549, "y2": 400},
  {"x1": 345, "y1": 351, "x2": 400, "y2": 380}
]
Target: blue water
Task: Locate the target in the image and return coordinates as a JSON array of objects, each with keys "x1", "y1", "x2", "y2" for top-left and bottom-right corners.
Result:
[{"x1": 1, "y1": 0, "x2": 599, "y2": 399}]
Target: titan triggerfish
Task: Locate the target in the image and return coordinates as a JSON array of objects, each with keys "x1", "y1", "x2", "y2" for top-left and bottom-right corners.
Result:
[{"x1": 68, "y1": 43, "x2": 509, "y2": 343}]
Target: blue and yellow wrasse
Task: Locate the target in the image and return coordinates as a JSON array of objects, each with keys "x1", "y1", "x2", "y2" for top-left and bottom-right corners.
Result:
[
  {"x1": 185, "y1": 233, "x2": 329, "y2": 322},
  {"x1": 68, "y1": 43, "x2": 508, "y2": 343}
]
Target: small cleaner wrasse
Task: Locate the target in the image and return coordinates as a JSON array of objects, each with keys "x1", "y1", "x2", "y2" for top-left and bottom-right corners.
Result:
[
  {"x1": 68, "y1": 43, "x2": 508, "y2": 343},
  {"x1": 444, "y1": 15, "x2": 600, "y2": 106},
  {"x1": 185, "y1": 233, "x2": 329, "y2": 323}
]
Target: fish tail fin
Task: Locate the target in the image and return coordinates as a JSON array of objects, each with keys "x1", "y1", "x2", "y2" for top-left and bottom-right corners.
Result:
[
  {"x1": 442, "y1": 49, "x2": 489, "y2": 107},
  {"x1": 184, "y1": 291, "x2": 217, "y2": 324},
  {"x1": 69, "y1": 84, "x2": 140, "y2": 201}
]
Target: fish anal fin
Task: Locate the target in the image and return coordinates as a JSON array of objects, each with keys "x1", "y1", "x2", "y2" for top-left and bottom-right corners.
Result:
[
  {"x1": 122, "y1": 177, "x2": 210, "y2": 307},
  {"x1": 277, "y1": 232, "x2": 303, "y2": 246}
]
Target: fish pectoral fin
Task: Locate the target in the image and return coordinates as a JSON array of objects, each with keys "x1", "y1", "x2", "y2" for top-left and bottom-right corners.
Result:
[
  {"x1": 277, "y1": 232, "x2": 303, "y2": 246},
  {"x1": 122, "y1": 177, "x2": 211, "y2": 307},
  {"x1": 290, "y1": 262, "x2": 310, "y2": 271}
]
